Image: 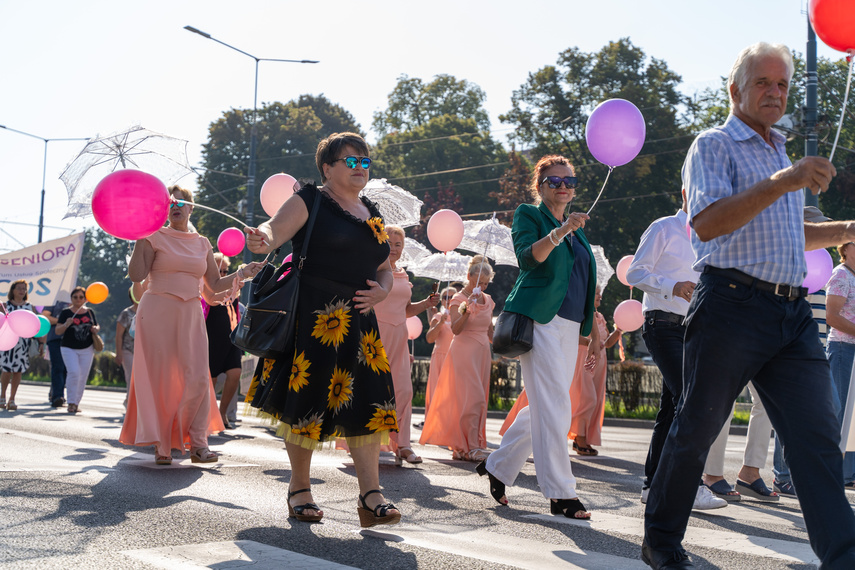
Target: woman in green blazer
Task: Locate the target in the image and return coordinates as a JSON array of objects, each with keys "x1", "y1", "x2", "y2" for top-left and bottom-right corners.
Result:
[{"x1": 477, "y1": 155, "x2": 599, "y2": 520}]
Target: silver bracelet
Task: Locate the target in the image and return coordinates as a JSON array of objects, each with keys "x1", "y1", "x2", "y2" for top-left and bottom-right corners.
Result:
[
  {"x1": 548, "y1": 229, "x2": 561, "y2": 247},
  {"x1": 237, "y1": 267, "x2": 244, "y2": 280}
]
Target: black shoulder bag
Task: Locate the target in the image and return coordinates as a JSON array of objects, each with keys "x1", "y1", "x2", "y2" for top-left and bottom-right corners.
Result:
[
  {"x1": 492, "y1": 311, "x2": 534, "y2": 358},
  {"x1": 230, "y1": 191, "x2": 322, "y2": 359}
]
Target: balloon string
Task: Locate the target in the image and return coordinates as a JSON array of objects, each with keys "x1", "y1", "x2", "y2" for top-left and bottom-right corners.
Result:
[
  {"x1": 188, "y1": 203, "x2": 248, "y2": 227},
  {"x1": 829, "y1": 52, "x2": 855, "y2": 165},
  {"x1": 586, "y1": 166, "x2": 614, "y2": 216}
]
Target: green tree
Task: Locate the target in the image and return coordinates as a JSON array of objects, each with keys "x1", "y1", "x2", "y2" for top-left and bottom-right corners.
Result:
[
  {"x1": 77, "y1": 228, "x2": 133, "y2": 352},
  {"x1": 372, "y1": 75, "x2": 507, "y2": 215},
  {"x1": 195, "y1": 94, "x2": 363, "y2": 247}
]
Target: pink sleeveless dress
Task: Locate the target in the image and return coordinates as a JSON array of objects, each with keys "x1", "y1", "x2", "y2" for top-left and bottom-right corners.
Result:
[
  {"x1": 419, "y1": 291, "x2": 494, "y2": 455},
  {"x1": 425, "y1": 312, "x2": 453, "y2": 415},
  {"x1": 374, "y1": 269, "x2": 413, "y2": 451},
  {"x1": 120, "y1": 227, "x2": 224, "y2": 456}
]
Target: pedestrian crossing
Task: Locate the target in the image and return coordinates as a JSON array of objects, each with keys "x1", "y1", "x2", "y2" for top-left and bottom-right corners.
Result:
[{"x1": 2, "y1": 383, "x2": 846, "y2": 569}]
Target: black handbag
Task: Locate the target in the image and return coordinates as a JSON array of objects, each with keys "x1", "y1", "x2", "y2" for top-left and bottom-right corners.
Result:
[
  {"x1": 492, "y1": 311, "x2": 534, "y2": 358},
  {"x1": 230, "y1": 192, "x2": 321, "y2": 359}
]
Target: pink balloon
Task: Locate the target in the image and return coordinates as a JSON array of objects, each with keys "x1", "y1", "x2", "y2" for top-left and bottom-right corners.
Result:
[
  {"x1": 585, "y1": 99, "x2": 646, "y2": 167},
  {"x1": 803, "y1": 248, "x2": 834, "y2": 294},
  {"x1": 0, "y1": 313, "x2": 5, "y2": 330},
  {"x1": 92, "y1": 170, "x2": 170, "y2": 240},
  {"x1": 260, "y1": 173, "x2": 298, "y2": 217},
  {"x1": 614, "y1": 299, "x2": 644, "y2": 332},
  {"x1": 7, "y1": 309, "x2": 40, "y2": 338},
  {"x1": 406, "y1": 315, "x2": 423, "y2": 340},
  {"x1": 0, "y1": 322, "x2": 19, "y2": 351},
  {"x1": 277, "y1": 253, "x2": 294, "y2": 282},
  {"x1": 616, "y1": 255, "x2": 635, "y2": 287},
  {"x1": 217, "y1": 227, "x2": 245, "y2": 257},
  {"x1": 686, "y1": 222, "x2": 692, "y2": 240},
  {"x1": 427, "y1": 209, "x2": 464, "y2": 252}
]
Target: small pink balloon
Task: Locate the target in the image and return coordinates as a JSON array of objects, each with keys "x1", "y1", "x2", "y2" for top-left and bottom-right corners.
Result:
[
  {"x1": 585, "y1": 99, "x2": 646, "y2": 167},
  {"x1": 260, "y1": 173, "x2": 298, "y2": 217},
  {"x1": 614, "y1": 299, "x2": 644, "y2": 332},
  {"x1": 427, "y1": 209, "x2": 464, "y2": 252},
  {"x1": 277, "y1": 253, "x2": 294, "y2": 282},
  {"x1": 803, "y1": 248, "x2": 834, "y2": 294},
  {"x1": 0, "y1": 322, "x2": 19, "y2": 351},
  {"x1": 217, "y1": 227, "x2": 245, "y2": 257},
  {"x1": 92, "y1": 170, "x2": 170, "y2": 240},
  {"x1": 686, "y1": 222, "x2": 692, "y2": 240},
  {"x1": 406, "y1": 315, "x2": 424, "y2": 340},
  {"x1": 616, "y1": 255, "x2": 635, "y2": 287},
  {"x1": 7, "y1": 309, "x2": 40, "y2": 338},
  {"x1": 0, "y1": 313, "x2": 5, "y2": 330}
]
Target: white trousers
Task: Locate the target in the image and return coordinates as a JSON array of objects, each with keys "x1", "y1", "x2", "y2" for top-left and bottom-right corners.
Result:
[
  {"x1": 486, "y1": 316, "x2": 581, "y2": 499},
  {"x1": 61, "y1": 346, "x2": 94, "y2": 406},
  {"x1": 704, "y1": 381, "x2": 772, "y2": 475}
]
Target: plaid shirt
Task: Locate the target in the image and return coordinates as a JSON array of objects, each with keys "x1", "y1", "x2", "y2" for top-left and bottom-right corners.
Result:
[{"x1": 683, "y1": 114, "x2": 805, "y2": 286}]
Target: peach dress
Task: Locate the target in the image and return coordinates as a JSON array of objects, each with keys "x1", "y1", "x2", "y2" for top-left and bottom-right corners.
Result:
[
  {"x1": 425, "y1": 312, "x2": 453, "y2": 415},
  {"x1": 419, "y1": 291, "x2": 494, "y2": 455},
  {"x1": 120, "y1": 227, "x2": 224, "y2": 457},
  {"x1": 374, "y1": 269, "x2": 413, "y2": 452},
  {"x1": 500, "y1": 312, "x2": 609, "y2": 445},
  {"x1": 568, "y1": 312, "x2": 608, "y2": 446}
]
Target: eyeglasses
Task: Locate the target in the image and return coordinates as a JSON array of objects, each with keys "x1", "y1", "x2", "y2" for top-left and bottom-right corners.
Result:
[
  {"x1": 335, "y1": 156, "x2": 372, "y2": 169},
  {"x1": 170, "y1": 200, "x2": 188, "y2": 208},
  {"x1": 219, "y1": 269, "x2": 229, "y2": 275},
  {"x1": 71, "y1": 295, "x2": 85, "y2": 299},
  {"x1": 541, "y1": 176, "x2": 578, "y2": 190}
]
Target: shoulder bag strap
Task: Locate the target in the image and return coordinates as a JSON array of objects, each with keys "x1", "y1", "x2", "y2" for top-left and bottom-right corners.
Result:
[{"x1": 296, "y1": 188, "x2": 322, "y2": 270}]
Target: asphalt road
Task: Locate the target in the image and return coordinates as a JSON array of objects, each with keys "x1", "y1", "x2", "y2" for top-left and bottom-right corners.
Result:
[{"x1": 0, "y1": 383, "x2": 845, "y2": 569}]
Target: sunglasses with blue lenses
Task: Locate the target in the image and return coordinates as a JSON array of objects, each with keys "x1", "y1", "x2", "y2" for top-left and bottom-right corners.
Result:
[
  {"x1": 541, "y1": 176, "x2": 578, "y2": 190},
  {"x1": 170, "y1": 200, "x2": 188, "y2": 208},
  {"x1": 336, "y1": 156, "x2": 372, "y2": 169}
]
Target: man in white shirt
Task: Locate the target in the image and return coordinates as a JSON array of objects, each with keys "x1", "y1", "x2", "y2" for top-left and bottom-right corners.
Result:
[{"x1": 627, "y1": 190, "x2": 724, "y2": 510}]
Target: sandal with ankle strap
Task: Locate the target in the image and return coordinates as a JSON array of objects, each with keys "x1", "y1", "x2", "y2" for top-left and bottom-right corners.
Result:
[
  {"x1": 551, "y1": 497, "x2": 591, "y2": 519},
  {"x1": 190, "y1": 448, "x2": 219, "y2": 463},
  {"x1": 288, "y1": 488, "x2": 323, "y2": 522},
  {"x1": 476, "y1": 460, "x2": 508, "y2": 505},
  {"x1": 396, "y1": 447, "x2": 423, "y2": 465},
  {"x1": 357, "y1": 489, "x2": 401, "y2": 528}
]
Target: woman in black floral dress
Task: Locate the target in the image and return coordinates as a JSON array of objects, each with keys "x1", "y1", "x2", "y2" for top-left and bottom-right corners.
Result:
[{"x1": 245, "y1": 132, "x2": 400, "y2": 528}]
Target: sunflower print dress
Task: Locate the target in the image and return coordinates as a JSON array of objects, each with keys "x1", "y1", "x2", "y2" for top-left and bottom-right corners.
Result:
[{"x1": 246, "y1": 183, "x2": 398, "y2": 450}]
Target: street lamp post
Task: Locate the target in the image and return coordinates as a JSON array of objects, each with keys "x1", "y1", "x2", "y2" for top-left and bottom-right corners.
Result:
[
  {"x1": 184, "y1": 25, "x2": 318, "y2": 265},
  {"x1": 0, "y1": 125, "x2": 89, "y2": 243}
]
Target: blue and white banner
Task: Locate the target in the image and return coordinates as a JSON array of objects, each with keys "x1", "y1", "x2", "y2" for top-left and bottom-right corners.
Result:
[{"x1": 0, "y1": 232, "x2": 85, "y2": 306}]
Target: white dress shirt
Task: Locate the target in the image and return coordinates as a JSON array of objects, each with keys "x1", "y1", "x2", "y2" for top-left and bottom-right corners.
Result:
[{"x1": 626, "y1": 209, "x2": 699, "y2": 317}]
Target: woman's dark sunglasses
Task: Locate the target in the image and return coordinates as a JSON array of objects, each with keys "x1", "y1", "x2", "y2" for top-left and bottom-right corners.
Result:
[
  {"x1": 541, "y1": 176, "x2": 578, "y2": 189},
  {"x1": 170, "y1": 200, "x2": 188, "y2": 208},
  {"x1": 336, "y1": 156, "x2": 372, "y2": 169}
]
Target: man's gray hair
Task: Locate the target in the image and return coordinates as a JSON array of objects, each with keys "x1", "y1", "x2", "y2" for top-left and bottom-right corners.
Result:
[{"x1": 727, "y1": 42, "x2": 794, "y2": 110}]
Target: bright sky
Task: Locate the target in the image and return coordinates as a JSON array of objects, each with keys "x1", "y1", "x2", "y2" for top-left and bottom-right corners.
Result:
[{"x1": 0, "y1": 0, "x2": 845, "y2": 252}]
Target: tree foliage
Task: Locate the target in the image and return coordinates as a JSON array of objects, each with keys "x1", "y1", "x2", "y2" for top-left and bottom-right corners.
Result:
[{"x1": 194, "y1": 94, "x2": 363, "y2": 246}]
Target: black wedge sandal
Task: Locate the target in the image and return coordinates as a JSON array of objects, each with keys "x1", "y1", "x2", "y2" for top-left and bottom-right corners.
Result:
[
  {"x1": 550, "y1": 497, "x2": 591, "y2": 519},
  {"x1": 357, "y1": 489, "x2": 401, "y2": 528},
  {"x1": 476, "y1": 460, "x2": 508, "y2": 505},
  {"x1": 288, "y1": 488, "x2": 323, "y2": 522}
]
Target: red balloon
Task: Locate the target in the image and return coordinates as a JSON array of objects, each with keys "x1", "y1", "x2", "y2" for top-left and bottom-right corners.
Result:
[
  {"x1": 810, "y1": 0, "x2": 855, "y2": 53},
  {"x1": 92, "y1": 170, "x2": 170, "y2": 240}
]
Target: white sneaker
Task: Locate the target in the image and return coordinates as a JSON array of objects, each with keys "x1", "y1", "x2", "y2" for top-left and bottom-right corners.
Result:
[
  {"x1": 693, "y1": 484, "x2": 727, "y2": 510},
  {"x1": 640, "y1": 487, "x2": 649, "y2": 504}
]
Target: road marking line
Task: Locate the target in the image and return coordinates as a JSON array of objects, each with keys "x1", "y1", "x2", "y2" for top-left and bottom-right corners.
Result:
[
  {"x1": 522, "y1": 512, "x2": 817, "y2": 564},
  {"x1": 357, "y1": 523, "x2": 649, "y2": 569},
  {"x1": 123, "y1": 539, "x2": 358, "y2": 569}
]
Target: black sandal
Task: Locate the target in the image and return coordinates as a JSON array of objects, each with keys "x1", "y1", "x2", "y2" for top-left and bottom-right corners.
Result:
[
  {"x1": 476, "y1": 460, "x2": 508, "y2": 505},
  {"x1": 288, "y1": 488, "x2": 323, "y2": 522},
  {"x1": 551, "y1": 497, "x2": 591, "y2": 519},
  {"x1": 357, "y1": 489, "x2": 401, "y2": 528}
]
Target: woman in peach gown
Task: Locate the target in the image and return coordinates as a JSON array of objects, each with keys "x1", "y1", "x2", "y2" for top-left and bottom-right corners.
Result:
[
  {"x1": 423, "y1": 287, "x2": 456, "y2": 417},
  {"x1": 569, "y1": 287, "x2": 622, "y2": 455},
  {"x1": 373, "y1": 225, "x2": 439, "y2": 465},
  {"x1": 120, "y1": 185, "x2": 262, "y2": 465},
  {"x1": 420, "y1": 256, "x2": 494, "y2": 462}
]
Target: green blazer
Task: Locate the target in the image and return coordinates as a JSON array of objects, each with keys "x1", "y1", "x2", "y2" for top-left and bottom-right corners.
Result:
[{"x1": 503, "y1": 202, "x2": 597, "y2": 335}]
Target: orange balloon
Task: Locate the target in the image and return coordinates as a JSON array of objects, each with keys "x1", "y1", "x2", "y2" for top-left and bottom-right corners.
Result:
[{"x1": 86, "y1": 282, "x2": 109, "y2": 304}]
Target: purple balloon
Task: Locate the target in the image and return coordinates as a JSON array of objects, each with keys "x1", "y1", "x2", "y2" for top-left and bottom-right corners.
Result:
[
  {"x1": 585, "y1": 99, "x2": 646, "y2": 167},
  {"x1": 803, "y1": 248, "x2": 834, "y2": 293}
]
